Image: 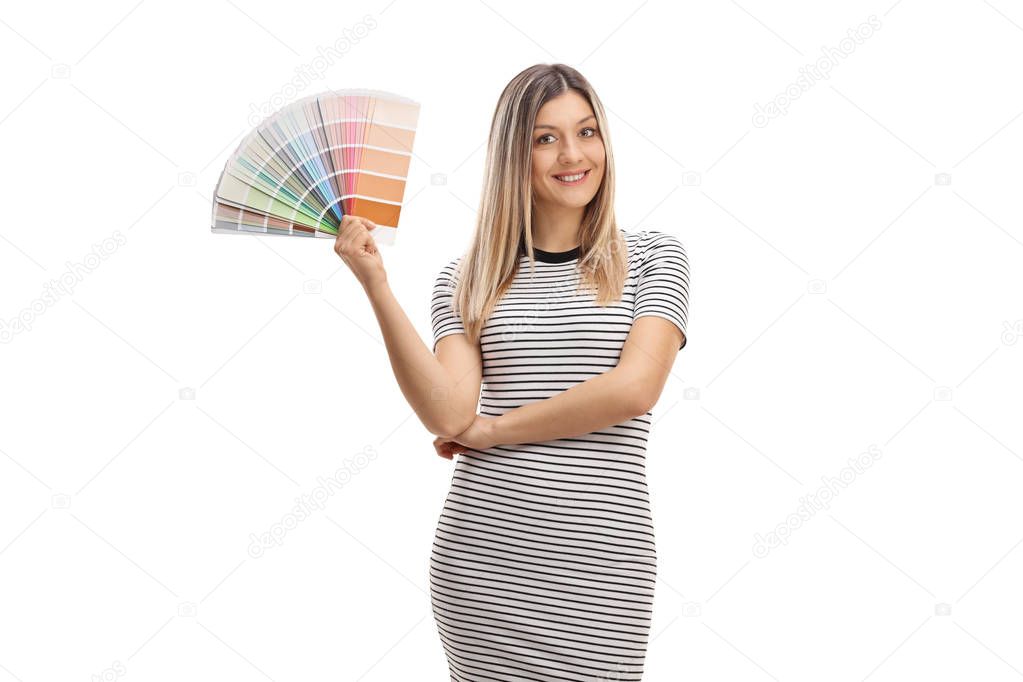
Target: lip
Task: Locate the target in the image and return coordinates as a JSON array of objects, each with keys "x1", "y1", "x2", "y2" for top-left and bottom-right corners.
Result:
[{"x1": 552, "y1": 168, "x2": 591, "y2": 186}]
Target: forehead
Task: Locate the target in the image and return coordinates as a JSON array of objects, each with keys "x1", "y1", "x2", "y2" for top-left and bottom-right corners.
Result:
[{"x1": 535, "y1": 91, "x2": 594, "y2": 124}]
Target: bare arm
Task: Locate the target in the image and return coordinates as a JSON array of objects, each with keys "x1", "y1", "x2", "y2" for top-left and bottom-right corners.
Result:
[
  {"x1": 333, "y1": 216, "x2": 480, "y2": 439},
  {"x1": 436, "y1": 231, "x2": 690, "y2": 453},
  {"x1": 435, "y1": 231, "x2": 690, "y2": 452},
  {"x1": 490, "y1": 316, "x2": 684, "y2": 445},
  {"x1": 365, "y1": 280, "x2": 481, "y2": 439}
]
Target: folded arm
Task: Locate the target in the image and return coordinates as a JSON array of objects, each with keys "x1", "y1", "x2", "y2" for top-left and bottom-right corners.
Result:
[{"x1": 490, "y1": 316, "x2": 685, "y2": 445}]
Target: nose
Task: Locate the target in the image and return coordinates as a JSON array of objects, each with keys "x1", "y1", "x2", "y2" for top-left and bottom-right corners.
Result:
[{"x1": 558, "y1": 136, "x2": 584, "y2": 164}]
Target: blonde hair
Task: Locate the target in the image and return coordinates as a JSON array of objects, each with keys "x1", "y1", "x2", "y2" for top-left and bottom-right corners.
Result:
[{"x1": 450, "y1": 63, "x2": 628, "y2": 345}]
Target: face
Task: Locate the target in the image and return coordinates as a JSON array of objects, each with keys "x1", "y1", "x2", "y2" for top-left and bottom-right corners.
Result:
[{"x1": 530, "y1": 90, "x2": 605, "y2": 211}]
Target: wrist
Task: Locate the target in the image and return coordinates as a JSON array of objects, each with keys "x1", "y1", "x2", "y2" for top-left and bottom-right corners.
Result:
[
  {"x1": 363, "y1": 277, "x2": 390, "y2": 300},
  {"x1": 488, "y1": 414, "x2": 505, "y2": 446}
]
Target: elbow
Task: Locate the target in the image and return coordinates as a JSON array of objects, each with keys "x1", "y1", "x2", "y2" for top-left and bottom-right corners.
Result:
[
  {"x1": 613, "y1": 367, "x2": 657, "y2": 419},
  {"x1": 433, "y1": 412, "x2": 476, "y2": 440},
  {"x1": 627, "y1": 385, "x2": 656, "y2": 419}
]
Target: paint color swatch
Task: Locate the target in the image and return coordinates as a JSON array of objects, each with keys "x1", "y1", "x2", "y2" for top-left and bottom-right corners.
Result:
[{"x1": 210, "y1": 89, "x2": 420, "y2": 245}]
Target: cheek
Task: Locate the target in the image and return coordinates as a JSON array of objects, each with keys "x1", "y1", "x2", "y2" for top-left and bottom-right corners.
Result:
[{"x1": 531, "y1": 151, "x2": 549, "y2": 180}]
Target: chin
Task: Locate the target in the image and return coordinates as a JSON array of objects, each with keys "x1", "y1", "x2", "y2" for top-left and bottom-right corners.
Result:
[
  {"x1": 570, "y1": 196, "x2": 597, "y2": 208},
  {"x1": 543, "y1": 195, "x2": 594, "y2": 210},
  {"x1": 542, "y1": 186, "x2": 600, "y2": 208}
]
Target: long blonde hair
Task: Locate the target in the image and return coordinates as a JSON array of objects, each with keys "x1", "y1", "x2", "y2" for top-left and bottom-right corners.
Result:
[{"x1": 450, "y1": 63, "x2": 628, "y2": 345}]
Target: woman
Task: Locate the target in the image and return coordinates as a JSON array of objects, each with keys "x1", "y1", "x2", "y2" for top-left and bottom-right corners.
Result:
[{"x1": 334, "y1": 63, "x2": 689, "y2": 680}]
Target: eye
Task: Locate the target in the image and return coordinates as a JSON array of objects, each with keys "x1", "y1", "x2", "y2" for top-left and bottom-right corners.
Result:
[
  {"x1": 537, "y1": 133, "x2": 555, "y2": 145},
  {"x1": 580, "y1": 127, "x2": 597, "y2": 137}
]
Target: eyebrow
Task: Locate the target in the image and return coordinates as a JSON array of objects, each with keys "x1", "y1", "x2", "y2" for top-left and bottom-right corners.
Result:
[{"x1": 533, "y1": 115, "x2": 595, "y2": 130}]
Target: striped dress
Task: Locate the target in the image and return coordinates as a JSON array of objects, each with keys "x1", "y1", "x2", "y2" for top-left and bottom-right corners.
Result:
[{"x1": 428, "y1": 228, "x2": 690, "y2": 681}]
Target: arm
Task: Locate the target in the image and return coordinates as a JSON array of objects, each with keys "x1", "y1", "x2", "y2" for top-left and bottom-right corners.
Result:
[
  {"x1": 364, "y1": 280, "x2": 481, "y2": 438},
  {"x1": 489, "y1": 316, "x2": 684, "y2": 445},
  {"x1": 334, "y1": 217, "x2": 480, "y2": 439},
  {"x1": 454, "y1": 231, "x2": 690, "y2": 450}
]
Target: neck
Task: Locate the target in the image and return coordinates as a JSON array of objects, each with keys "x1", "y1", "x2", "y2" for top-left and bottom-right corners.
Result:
[{"x1": 531, "y1": 202, "x2": 584, "y2": 251}]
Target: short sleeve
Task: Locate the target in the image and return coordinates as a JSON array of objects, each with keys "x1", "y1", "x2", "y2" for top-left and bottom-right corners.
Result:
[
  {"x1": 430, "y1": 258, "x2": 466, "y2": 352},
  {"x1": 634, "y1": 231, "x2": 690, "y2": 350}
]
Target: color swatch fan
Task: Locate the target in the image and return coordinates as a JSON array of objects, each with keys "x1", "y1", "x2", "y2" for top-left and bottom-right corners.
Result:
[{"x1": 211, "y1": 89, "x2": 419, "y2": 245}]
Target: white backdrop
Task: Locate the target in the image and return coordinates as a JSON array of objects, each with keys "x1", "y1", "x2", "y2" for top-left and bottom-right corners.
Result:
[{"x1": 2, "y1": 0, "x2": 1022, "y2": 680}]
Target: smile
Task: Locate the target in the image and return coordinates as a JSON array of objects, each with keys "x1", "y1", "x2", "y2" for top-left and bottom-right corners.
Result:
[{"x1": 552, "y1": 169, "x2": 590, "y2": 186}]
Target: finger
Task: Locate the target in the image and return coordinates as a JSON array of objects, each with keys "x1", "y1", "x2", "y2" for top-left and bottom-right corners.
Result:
[
  {"x1": 352, "y1": 228, "x2": 374, "y2": 257},
  {"x1": 341, "y1": 216, "x2": 372, "y2": 240},
  {"x1": 342, "y1": 233, "x2": 370, "y2": 262},
  {"x1": 338, "y1": 216, "x2": 356, "y2": 241},
  {"x1": 353, "y1": 218, "x2": 380, "y2": 255},
  {"x1": 364, "y1": 232, "x2": 378, "y2": 256},
  {"x1": 343, "y1": 215, "x2": 363, "y2": 233},
  {"x1": 342, "y1": 215, "x2": 370, "y2": 246},
  {"x1": 338, "y1": 220, "x2": 365, "y2": 258},
  {"x1": 334, "y1": 220, "x2": 357, "y2": 258}
]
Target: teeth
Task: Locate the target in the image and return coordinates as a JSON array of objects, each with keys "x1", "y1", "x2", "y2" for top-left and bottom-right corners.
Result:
[{"x1": 555, "y1": 171, "x2": 586, "y2": 182}]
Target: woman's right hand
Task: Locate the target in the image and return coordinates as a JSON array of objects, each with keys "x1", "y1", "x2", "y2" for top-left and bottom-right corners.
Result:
[{"x1": 333, "y1": 215, "x2": 386, "y2": 291}]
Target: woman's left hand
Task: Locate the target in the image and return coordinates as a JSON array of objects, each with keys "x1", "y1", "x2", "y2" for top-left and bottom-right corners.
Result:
[{"x1": 432, "y1": 415, "x2": 499, "y2": 459}]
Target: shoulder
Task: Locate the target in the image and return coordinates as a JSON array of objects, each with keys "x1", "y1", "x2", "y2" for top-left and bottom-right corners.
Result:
[
  {"x1": 619, "y1": 229, "x2": 687, "y2": 267},
  {"x1": 434, "y1": 255, "x2": 464, "y2": 282}
]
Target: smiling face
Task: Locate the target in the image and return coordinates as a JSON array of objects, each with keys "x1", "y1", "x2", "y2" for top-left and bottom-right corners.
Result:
[{"x1": 530, "y1": 90, "x2": 605, "y2": 213}]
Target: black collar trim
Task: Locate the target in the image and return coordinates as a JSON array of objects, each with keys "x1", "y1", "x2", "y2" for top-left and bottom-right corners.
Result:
[{"x1": 521, "y1": 244, "x2": 581, "y2": 263}]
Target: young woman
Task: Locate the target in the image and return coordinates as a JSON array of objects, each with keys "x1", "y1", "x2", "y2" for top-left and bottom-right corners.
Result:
[{"x1": 334, "y1": 63, "x2": 689, "y2": 681}]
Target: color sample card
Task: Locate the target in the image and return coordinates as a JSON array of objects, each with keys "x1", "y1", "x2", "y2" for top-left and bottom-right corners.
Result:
[{"x1": 211, "y1": 88, "x2": 420, "y2": 245}]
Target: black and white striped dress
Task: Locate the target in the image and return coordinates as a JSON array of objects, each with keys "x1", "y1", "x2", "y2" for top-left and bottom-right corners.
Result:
[{"x1": 428, "y1": 228, "x2": 689, "y2": 681}]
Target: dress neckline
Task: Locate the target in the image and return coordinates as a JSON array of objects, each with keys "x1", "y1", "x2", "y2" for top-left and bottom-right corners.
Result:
[{"x1": 521, "y1": 243, "x2": 581, "y2": 263}]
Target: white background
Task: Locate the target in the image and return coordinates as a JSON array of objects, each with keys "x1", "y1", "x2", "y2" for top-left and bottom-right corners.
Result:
[{"x1": 2, "y1": 0, "x2": 1022, "y2": 680}]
